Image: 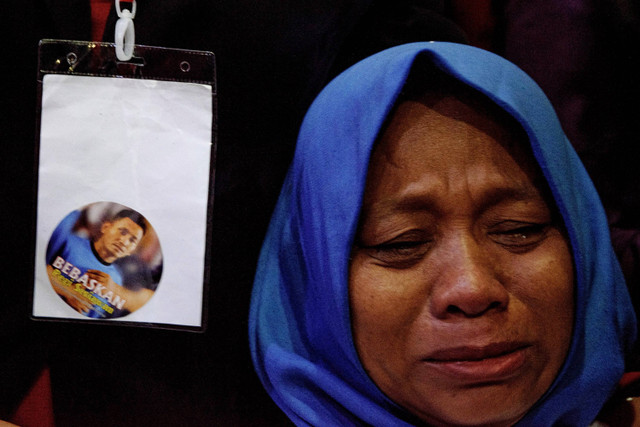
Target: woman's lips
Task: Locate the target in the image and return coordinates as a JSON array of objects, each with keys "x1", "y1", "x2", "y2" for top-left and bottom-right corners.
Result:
[{"x1": 423, "y1": 342, "x2": 530, "y2": 383}]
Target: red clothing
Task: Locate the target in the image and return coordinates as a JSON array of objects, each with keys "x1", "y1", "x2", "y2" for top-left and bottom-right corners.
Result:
[
  {"x1": 10, "y1": 368, "x2": 54, "y2": 427},
  {"x1": 91, "y1": 0, "x2": 111, "y2": 41}
]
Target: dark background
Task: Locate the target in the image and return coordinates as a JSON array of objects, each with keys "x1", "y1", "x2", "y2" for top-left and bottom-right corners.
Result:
[{"x1": 2, "y1": 0, "x2": 640, "y2": 425}]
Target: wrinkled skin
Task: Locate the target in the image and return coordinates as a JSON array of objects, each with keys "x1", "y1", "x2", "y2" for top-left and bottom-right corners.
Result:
[{"x1": 349, "y1": 93, "x2": 574, "y2": 427}]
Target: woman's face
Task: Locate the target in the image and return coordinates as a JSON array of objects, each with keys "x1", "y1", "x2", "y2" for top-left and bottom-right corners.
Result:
[{"x1": 349, "y1": 94, "x2": 574, "y2": 427}]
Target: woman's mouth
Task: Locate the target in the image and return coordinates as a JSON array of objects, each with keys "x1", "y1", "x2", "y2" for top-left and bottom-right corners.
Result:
[{"x1": 423, "y1": 342, "x2": 531, "y2": 383}]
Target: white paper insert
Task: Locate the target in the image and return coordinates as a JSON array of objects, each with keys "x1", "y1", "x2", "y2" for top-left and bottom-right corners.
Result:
[{"x1": 34, "y1": 74, "x2": 212, "y2": 327}]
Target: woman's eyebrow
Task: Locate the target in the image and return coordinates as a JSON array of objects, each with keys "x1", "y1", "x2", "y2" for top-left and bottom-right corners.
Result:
[
  {"x1": 381, "y1": 185, "x2": 543, "y2": 213},
  {"x1": 475, "y1": 185, "x2": 544, "y2": 207}
]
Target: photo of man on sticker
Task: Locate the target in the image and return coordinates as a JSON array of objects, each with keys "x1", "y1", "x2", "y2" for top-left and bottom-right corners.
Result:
[{"x1": 46, "y1": 202, "x2": 162, "y2": 319}]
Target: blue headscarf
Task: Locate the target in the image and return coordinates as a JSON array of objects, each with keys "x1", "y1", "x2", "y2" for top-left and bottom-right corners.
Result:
[{"x1": 249, "y1": 42, "x2": 637, "y2": 425}]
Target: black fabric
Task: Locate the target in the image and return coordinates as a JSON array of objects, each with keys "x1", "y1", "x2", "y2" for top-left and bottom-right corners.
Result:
[{"x1": 2, "y1": 1, "x2": 466, "y2": 424}]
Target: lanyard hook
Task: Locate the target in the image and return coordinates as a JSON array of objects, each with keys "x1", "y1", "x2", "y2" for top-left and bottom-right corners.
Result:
[{"x1": 114, "y1": 0, "x2": 137, "y2": 61}]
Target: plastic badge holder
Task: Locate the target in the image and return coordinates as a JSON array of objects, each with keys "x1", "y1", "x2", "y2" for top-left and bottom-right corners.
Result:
[{"x1": 32, "y1": 39, "x2": 216, "y2": 331}]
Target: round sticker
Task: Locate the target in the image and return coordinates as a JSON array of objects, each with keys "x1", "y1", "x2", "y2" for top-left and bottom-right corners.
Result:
[{"x1": 45, "y1": 202, "x2": 163, "y2": 319}]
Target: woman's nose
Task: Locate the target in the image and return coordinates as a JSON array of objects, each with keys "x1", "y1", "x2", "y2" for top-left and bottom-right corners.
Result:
[{"x1": 429, "y1": 233, "x2": 509, "y2": 319}]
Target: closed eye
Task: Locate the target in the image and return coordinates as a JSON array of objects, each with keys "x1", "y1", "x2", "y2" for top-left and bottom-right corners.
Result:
[
  {"x1": 356, "y1": 236, "x2": 432, "y2": 269},
  {"x1": 488, "y1": 221, "x2": 550, "y2": 252}
]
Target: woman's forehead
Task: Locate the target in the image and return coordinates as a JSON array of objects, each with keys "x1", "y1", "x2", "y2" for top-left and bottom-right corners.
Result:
[
  {"x1": 374, "y1": 94, "x2": 534, "y2": 172},
  {"x1": 361, "y1": 94, "x2": 552, "y2": 215}
]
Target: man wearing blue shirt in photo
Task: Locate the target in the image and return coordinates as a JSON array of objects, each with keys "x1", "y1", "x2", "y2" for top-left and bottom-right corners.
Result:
[{"x1": 46, "y1": 209, "x2": 154, "y2": 318}]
